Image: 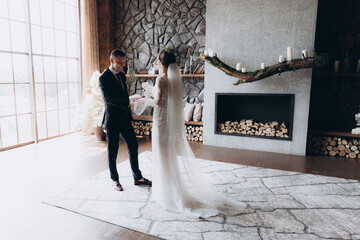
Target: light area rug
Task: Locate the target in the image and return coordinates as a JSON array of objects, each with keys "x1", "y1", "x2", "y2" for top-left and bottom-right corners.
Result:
[{"x1": 44, "y1": 151, "x2": 360, "y2": 240}]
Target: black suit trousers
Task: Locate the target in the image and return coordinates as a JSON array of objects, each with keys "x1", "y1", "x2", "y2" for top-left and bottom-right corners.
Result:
[{"x1": 105, "y1": 115, "x2": 142, "y2": 182}]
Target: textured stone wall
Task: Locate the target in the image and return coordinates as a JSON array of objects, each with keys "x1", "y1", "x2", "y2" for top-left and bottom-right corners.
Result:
[
  {"x1": 115, "y1": 0, "x2": 206, "y2": 102},
  {"x1": 204, "y1": 0, "x2": 318, "y2": 156},
  {"x1": 115, "y1": 0, "x2": 206, "y2": 71}
]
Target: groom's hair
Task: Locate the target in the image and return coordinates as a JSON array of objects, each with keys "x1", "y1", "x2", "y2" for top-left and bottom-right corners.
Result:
[{"x1": 110, "y1": 49, "x2": 125, "y2": 59}]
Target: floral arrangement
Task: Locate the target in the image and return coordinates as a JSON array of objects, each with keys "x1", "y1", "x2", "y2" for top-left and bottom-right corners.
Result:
[
  {"x1": 142, "y1": 82, "x2": 154, "y2": 99},
  {"x1": 133, "y1": 82, "x2": 155, "y2": 115},
  {"x1": 80, "y1": 71, "x2": 104, "y2": 134}
]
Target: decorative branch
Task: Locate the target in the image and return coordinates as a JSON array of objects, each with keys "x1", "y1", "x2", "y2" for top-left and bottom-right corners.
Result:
[{"x1": 194, "y1": 52, "x2": 326, "y2": 85}]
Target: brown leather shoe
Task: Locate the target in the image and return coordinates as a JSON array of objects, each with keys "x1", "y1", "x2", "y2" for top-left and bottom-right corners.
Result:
[
  {"x1": 112, "y1": 181, "x2": 124, "y2": 191},
  {"x1": 134, "y1": 178, "x2": 152, "y2": 186}
]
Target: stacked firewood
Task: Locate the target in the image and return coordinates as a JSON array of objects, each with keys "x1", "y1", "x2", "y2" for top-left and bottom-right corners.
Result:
[
  {"x1": 132, "y1": 121, "x2": 152, "y2": 136},
  {"x1": 217, "y1": 119, "x2": 289, "y2": 138},
  {"x1": 132, "y1": 121, "x2": 203, "y2": 142},
  {"x1": 307, "y1": 135, "x2": 360, "y2": 158},
  {"x1": 185, "y1": 125, "x2": 203, "y2": 142}
]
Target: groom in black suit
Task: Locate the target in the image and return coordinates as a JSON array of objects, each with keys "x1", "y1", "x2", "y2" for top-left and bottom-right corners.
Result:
[{"x1": 99, "y1": 49, "x2": 152, "y2": 191}]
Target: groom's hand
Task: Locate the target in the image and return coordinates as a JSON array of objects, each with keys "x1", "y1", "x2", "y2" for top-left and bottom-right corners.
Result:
[{"x1": 129, "y1": 100, "x2": 135, "y2": 107}]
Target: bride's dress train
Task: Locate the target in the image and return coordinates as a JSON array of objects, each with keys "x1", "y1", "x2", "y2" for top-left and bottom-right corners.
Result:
[{"x1": 135, "y1": 64, "x2": 246, "y2": 217}]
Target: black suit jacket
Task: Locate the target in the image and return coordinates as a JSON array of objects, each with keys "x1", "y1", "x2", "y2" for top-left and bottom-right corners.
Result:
[{"x1": 98, "y1": 68, "x2": 132, "y2": 128}]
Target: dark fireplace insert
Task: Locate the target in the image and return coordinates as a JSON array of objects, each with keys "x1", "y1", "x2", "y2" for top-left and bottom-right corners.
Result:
[{"x1": 215, "y1": 93, "x2": 295, "y2": 141}]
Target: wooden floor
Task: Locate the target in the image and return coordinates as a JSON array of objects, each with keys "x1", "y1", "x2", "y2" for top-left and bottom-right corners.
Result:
[{"x1": 1, "y1": 133, "x2": 359, "y2": 240}]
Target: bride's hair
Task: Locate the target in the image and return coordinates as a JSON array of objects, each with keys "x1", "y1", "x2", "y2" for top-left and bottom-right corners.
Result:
[{"x1": 158, "y1": 50, "x2": 176, "y2": 68}]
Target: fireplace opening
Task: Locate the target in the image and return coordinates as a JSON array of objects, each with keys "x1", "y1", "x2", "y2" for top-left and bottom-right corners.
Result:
[{"x1": 215, "y1": 93, "x2": 295, "y2": 140}]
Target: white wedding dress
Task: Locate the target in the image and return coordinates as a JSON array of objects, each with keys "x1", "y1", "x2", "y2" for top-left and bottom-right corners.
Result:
[{"x1": 135, "y1": 64, "x2": 246, "y2": 217}]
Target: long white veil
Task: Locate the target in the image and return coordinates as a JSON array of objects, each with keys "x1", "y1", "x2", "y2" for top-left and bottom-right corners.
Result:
[{"x1": 164, "y1": 63, "x2": 247, "y2": 216}]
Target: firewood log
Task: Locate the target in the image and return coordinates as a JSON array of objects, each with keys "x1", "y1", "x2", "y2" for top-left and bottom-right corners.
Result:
[
  {"x1": 339, "y1": 151, "x2": 346, "y2": 157},
  {"x1": 350, "y1": 145, "x2": 357, "y2": 151},
  {"x1": 349, "y1": 152, "x2": 357, "y2": 159},
  {"x1": 338, "y1": 145, "x2": 345, "y2": 151}
]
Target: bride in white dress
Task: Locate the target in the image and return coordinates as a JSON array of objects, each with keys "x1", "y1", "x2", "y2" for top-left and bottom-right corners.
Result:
[{"x1": 135, "y1": 50, "x2": 246, "y2": 217}]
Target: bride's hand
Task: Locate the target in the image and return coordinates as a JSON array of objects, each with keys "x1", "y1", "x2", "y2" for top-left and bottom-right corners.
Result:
[
  {"x1": 135, "y1": 98, "x2": 145, "y2": 103},
  {"x1": 130, "y1": 98, "x2": 141, "y2": 108}
]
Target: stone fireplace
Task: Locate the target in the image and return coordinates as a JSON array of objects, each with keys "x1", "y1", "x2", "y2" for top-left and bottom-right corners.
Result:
[
  {"x1": 215, "y1": 93, "x2": 295, "y2": 140},
  {"x1": 203, "y1": 0, "x2": 318, "y2": 156}
]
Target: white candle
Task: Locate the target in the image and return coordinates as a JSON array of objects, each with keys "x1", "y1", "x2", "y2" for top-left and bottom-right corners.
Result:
[
  {"x1": 209, "y1": 50, "x2": 214, "y2": 57},
  {"x1": 204, "y1": 50, "x2": 208, "y2": 56},
  {"x1": 241, "y1": 67, "x2": 246, "y2": 73},
  {"x1": 287, "y1": 47, "x2": 293, "y2": 61},
  {"x1": 334, "y1": 60, "x2": 340, "y2": 73},
  {"x1": 236, "y1": 63, "x2": 242, "y2": 71},
  {"x1": 302, "y1": 49, "x2": 308, "y2": 58},
  {"x1": 261, "y1": 63, "x2": 265, "y2": 69},
  {"x1": 279, "y1": 55, "x2": 284, "y2": 63}
]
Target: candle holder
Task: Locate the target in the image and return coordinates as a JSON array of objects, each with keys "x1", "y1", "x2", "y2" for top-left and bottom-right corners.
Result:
[
  {"x1": 302, "y1": 50, "x2": 309, "y2": 59},
  {"x1": 236, "y1": 63, "x2": 242, "y2": 71},
  {"x1": 333, "y1": 60, "x2": 340, "y2": 73},
  {"x1": 278, "y1": 55, "x2": 286, "y2": 64},
  {"x1": 342, "y1": 59, "x2": 350, "y2": 73},
  {"x1": 287, "y1": 47, "x2": 293, "y2": 62}
]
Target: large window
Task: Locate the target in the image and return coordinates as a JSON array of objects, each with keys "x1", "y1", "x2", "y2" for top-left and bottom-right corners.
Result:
[{"x1": 0, "y1": 0, "x2": 81, "y2": 150}]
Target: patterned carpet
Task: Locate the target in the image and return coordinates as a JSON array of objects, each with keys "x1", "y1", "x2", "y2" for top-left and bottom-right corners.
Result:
[{"x1": 44, "y1": 151, "x2": 360, "y2": 240}]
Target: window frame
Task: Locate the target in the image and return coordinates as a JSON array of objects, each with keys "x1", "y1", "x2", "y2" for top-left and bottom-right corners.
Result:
[{"x1": 0, "y1": 0, "x2": 82, "y2": 150}]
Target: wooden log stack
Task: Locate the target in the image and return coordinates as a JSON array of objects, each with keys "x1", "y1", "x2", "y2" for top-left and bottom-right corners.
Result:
[
  {"x1": 132, "y1": 121, "x2": 203, "y2": 142},
  {"x1": 307, "y1": 135, "x2": 360, "y2": 159},
  {"x1": 132, "y1": 121, "x2": 152, "y2": 136},
  {"x1": 185, "y1": 125, "x2": 203, "y2": 142},
  {"x1": 217, "y1": 119, "x2": 289, "y2": 138}
]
